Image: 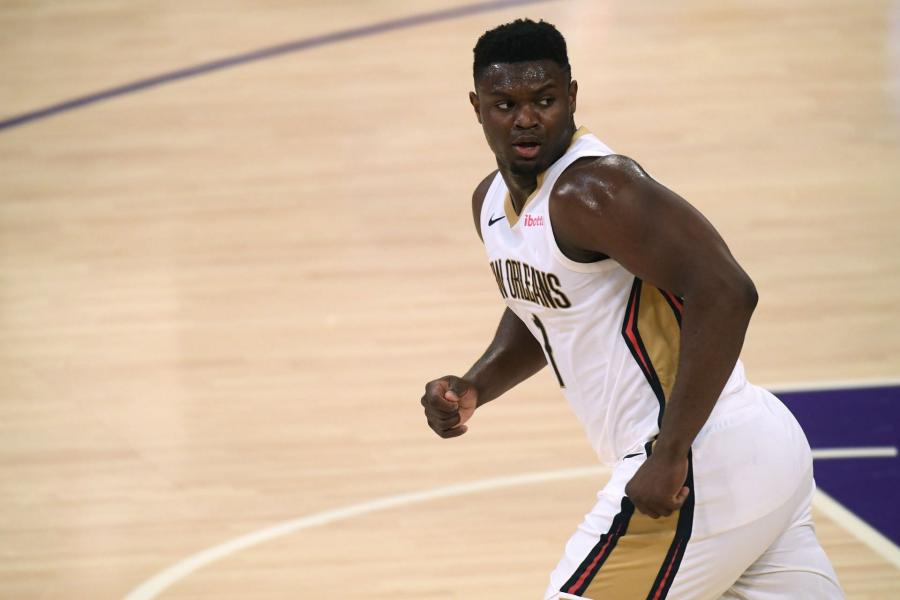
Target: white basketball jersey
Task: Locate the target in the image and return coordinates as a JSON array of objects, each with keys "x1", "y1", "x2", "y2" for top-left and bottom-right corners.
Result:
[{"x1": 480, "y1": 128, "x2": 749, "y2": 466}]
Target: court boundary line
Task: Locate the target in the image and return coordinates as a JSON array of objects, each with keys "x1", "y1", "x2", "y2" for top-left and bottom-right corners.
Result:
[
  {"x1": 121, "y1": 465, "x2": 611, "y2": 600},
  {"x1": 767, "y1": 377, "x2": 900, "y2": 393},
  {"x1": 122, "y1": 444, "x2": 900, "y2": 599},
  {"x1": 810, "y1": 446, "x2": 897, "y2": 459},
  {"x1": 812, "y1": 490, "x2": 900, "y2": 569},
  {"x1": 0, "y1": 0, "x2": 556, "y2": 132}
]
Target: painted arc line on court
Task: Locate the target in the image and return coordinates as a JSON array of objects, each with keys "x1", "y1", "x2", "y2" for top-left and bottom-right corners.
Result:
[
  {"x1": 0, "y1": 0, "x2": 556, "y2": 132},
  {"x1": 122, "y1": 445, "x2": 900, "y2": 600},
  {"x1": 121, "y1": 465, "x2": 610, "y2": 600}
]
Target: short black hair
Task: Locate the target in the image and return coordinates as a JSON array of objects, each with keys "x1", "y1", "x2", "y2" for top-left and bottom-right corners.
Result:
[{"x1": 473, "y1": 19, "x2": 570, "y2": 82}]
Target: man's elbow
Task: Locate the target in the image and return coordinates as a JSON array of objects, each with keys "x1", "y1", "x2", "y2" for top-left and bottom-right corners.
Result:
[
  {"x1": 698, "y1": 269, "x2": 757, "y2": 315},
  {"x1": 686, "y1": 266, "x2": 758, "y2": 315},
  {"x1": 730, "y1": 273, "x2": 758, "y2": 315}
]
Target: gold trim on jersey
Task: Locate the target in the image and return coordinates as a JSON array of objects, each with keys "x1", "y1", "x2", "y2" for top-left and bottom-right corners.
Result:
[
  {"x1": 504, "y1": 172, "x2": 545, "y2": 225},
  {"x1": 581, "y1": 510, "x2": 680, "y2": 599},
  {"x1": 621, "y1": 279, "x2": 684, "y2": 416},
  {"x1": 503, "y1": 126, "x2": 592, "y2": 227},
  {"x1": 571, "y1": 125, "x2": 591, "y2": 144},
  {"x1": 562, "y1": 456, "x2": 695, "y2": 599},
  {"x1": 636, "y1": 284, "x2": 681, "y2": 401}
]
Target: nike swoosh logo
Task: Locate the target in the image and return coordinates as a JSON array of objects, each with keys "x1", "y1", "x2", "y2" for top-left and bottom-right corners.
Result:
[{"x1": 488, "y1": 215, "x2": 506, "y2": 226}]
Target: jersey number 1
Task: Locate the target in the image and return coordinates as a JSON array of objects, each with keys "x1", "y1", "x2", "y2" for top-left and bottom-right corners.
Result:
[{"x1": 532, "y1": 314, "x2": 565, "y2": 388}]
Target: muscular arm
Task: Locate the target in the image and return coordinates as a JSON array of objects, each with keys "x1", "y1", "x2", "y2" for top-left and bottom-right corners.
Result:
[
  {"x1": 464, "y1": 307, "x2": 547, "y2": 407},
  {"x1": 468, "y1": 169, "x2": 546, "y2": 404},
  {"x1": 551, "y1": 155, "x2": 757, "y2": 514},
  {"x1": 420, "y1": 306, "x2": 546, "y2": 438},
  {"x1": 420, "y1": 173, "x2": 547, "y2": 438}
]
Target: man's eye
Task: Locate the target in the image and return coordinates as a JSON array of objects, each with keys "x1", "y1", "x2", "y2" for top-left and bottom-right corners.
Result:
[
  {"x1": 538, "y1": 97, "x2": 554, "y2": 107},
  {"x1": 496, "y1": 101, "x2": 512, "y2": 110}
]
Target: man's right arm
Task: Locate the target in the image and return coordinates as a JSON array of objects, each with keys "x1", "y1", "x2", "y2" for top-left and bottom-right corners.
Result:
[
  {"x1": 420, "y1": 308, "x2": 546, "y2": 438},
  {"x1": 420, "y1": 174, "x2": 546, "y2": 438},
  {"x1": 463, "y1": 307, "x2": 547, "y2": 407}
]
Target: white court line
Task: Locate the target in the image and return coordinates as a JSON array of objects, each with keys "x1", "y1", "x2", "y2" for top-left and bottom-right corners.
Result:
[
  {"x1": 122, "y1": 374, "x2": 900, "y2": 599},
  {"x1": 765, "y1": 377, "x2": 900, "y2": 393},
  {"x1": 811, "y1": 446, "x2": 897, "y2": 459},
  {"x1": 812, "y1": 489, "x2": 900, "y2": 570},
  {"x1": 122, "y1": 443, "x2": 900, "y2": 599},
  {"x1": 122, "y1": 465, "x2": 610, "y2": 600}
]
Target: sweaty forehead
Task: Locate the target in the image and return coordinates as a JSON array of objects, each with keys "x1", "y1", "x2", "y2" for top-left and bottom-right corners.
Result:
[{"x1": 477, "y1": 61, "x2": 565, "y2": 94}]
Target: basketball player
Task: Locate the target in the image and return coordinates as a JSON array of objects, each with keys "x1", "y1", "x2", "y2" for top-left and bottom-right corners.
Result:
[{"x1": 420, "y1": 19, "x2": 844, "y2": 600}]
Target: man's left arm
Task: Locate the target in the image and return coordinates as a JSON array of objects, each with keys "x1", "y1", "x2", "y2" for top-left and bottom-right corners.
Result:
[{"x1": 551, "y1": 155, "x2": 759, "y2": 519}]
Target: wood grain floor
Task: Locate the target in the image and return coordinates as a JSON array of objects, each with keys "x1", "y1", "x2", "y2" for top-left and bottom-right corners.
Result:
[{"x1": 1, "y1": 1, "x2": 899, "y2": 598}]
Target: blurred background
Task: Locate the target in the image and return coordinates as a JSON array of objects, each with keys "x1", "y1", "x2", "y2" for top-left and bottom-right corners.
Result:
[{"x1": 1, "y1": 1, "x2": 898, "y2": 598}]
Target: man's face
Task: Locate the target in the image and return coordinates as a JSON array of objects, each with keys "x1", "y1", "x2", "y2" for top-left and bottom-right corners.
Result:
[{"x1": 470, "y1": 60, "x2": 577, "y2": 177}]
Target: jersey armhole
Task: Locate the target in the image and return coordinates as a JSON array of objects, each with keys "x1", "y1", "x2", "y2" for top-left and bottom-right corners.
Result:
[
  {"x1": 545, "y1": 155, "x2": 622, "y2": 275},
  {"x1": 478, "y1": 171, "x2": 505, "y2": 235}
]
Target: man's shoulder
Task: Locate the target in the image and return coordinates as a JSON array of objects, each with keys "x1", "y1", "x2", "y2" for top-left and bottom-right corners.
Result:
[
  {"x1": 473, "y1": 170, "x2": 499, "y2": 206},
  {"x1": 555, "y1": 154, "x2": 644, "y2": 199},
  {"x1": 548, "y1": 153, "x2": 651, "y2": 250},
  {"x1": 472, "y1": 170, "x2": 499, "y2": 241},
  {"x1": 551, "y1": 154, "x2": 651, "y2": 214}
]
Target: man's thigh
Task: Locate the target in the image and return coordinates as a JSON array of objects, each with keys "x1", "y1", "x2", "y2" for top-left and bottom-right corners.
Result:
[
  {"x1": 545, "y1": 465, "x2": 826, "y2": 600},
  {"x1": 544, "y1": 455, "x2": 697, "y2": 600},
  {"x1": 719, "y1": 506, "x2": 844, "y2": 600}
]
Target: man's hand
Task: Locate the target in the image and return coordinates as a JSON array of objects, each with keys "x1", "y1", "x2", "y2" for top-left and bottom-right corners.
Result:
[
  {"x1": 624, "y1": 450, "x2": 690, "y2": 518},
  {"x1": 421, "y1": 376, "x2": 479, "y2": 438}
]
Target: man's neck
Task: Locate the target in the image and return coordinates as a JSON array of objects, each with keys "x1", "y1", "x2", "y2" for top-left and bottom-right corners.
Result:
[
  {"x1": 501, "y1": 122, "x2": 578, "y2": 214},
  {"x1": 504, "y1": 172, "x2": 539, "y2": 213}
]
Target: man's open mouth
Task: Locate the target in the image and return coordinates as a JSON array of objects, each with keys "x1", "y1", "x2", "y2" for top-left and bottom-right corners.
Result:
[{"x1": 512, "y1": 141, "x2": 541, "y2": 159}]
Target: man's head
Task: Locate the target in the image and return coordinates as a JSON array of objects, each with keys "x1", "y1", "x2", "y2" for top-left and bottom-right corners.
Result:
[
  {"x1": 472, "y1": 19, "x2": 571, "y2": 83},
  {"x1": 470, "y1": 19, "x2": 577, "y2": 177}
]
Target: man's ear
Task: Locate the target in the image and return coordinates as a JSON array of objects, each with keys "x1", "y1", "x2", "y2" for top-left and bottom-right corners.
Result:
[
  {"x1": 469, "y1": 91, "x2": 482, "y2": 124},
  {"x1": 569, "y1": 80, "x2": 578, "y2": 114}
]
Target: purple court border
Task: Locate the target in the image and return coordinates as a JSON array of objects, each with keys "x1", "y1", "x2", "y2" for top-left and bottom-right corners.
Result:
[
  {"x1": 0, "y1": 0, "x2": 555, "y2": 132},
  {"x1": 775, "y1": 383, "x2": 900, "y2": 546}
]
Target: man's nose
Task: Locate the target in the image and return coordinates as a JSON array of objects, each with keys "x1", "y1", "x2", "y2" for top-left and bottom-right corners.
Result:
[{"x1": 514, "y1": 104, "x2": 538, "y2": 129}]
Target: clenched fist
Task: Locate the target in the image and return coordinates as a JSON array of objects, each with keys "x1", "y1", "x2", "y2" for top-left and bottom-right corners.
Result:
[
  {"x1": 420, "y1": 376, "x2": 479, "y2": 438},
  {"x1": 624, "y1": 449, "x2": 690, "y2": 518}
]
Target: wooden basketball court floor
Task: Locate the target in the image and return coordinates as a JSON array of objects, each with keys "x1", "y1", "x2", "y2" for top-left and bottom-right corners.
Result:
[{"x1": 2, "y1": 0, "x2": 899, "y2": 597}]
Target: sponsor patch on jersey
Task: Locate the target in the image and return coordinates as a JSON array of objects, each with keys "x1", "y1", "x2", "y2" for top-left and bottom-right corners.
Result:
[{"x1": 523, "y1": 213, "x2": 544, "y2": 227}]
